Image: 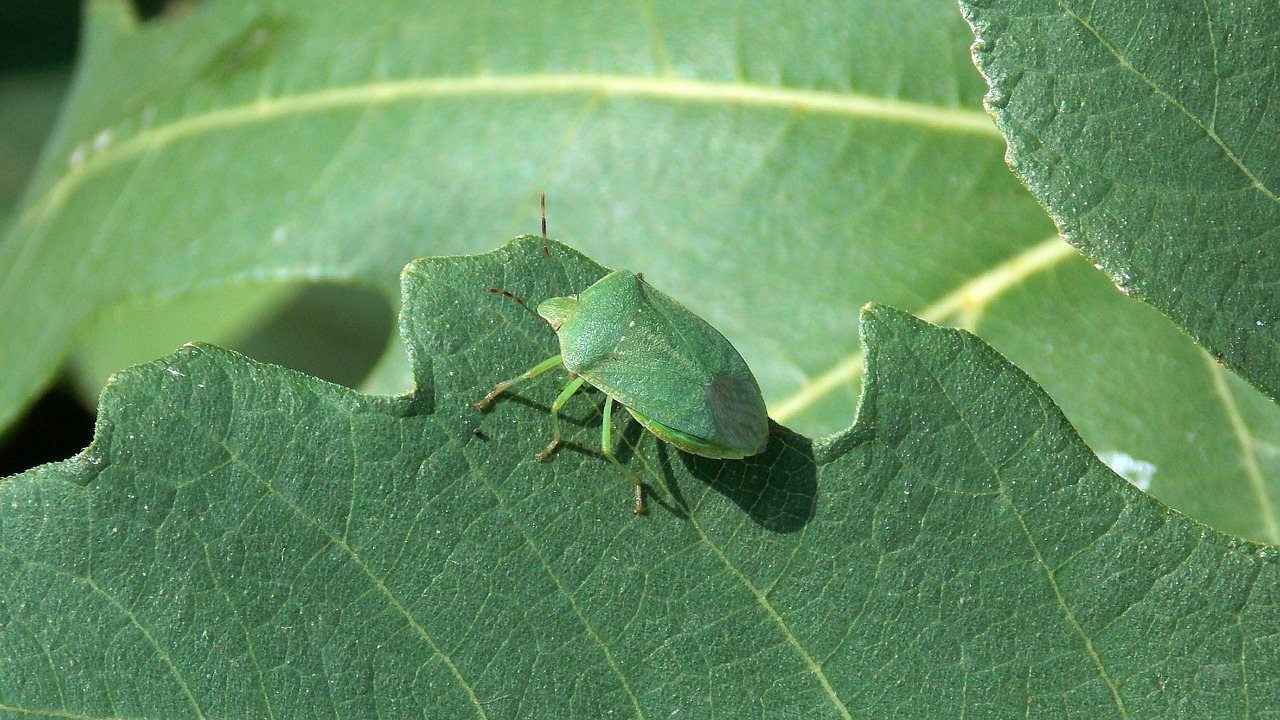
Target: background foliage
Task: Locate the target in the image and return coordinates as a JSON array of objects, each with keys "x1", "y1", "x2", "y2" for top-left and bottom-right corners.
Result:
[{"x1": 1, "y1": 0, "x2": 1277, "y2": 716}]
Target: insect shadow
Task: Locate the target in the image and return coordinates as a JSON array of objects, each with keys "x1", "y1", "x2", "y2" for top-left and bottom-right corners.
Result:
[
  {"x1": 635, "y1": 420, "x2": 817, "y2": 533},
  {"x1": 537, "y1": 404, "x2": 814, "y2": 532},
  {"x1": 484, "y1": 390, "x2": 598, "y2": 457}
]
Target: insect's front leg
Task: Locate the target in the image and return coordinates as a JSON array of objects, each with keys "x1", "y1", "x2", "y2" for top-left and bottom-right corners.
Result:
[
  {"x1": 474, "y1": 354, "x2": 565, "y2": 411},
  {"x1": 536, "y1": 375, "x2": 586, "y2": 461}
]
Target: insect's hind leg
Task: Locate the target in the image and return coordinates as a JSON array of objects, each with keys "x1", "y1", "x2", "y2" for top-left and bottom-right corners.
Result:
[
  {"x1": 535, "y1": 375, "x2": 586, "y2": 461},
  {"x1": 602, "y1": 397, "x2": 647, "y2": 515}
]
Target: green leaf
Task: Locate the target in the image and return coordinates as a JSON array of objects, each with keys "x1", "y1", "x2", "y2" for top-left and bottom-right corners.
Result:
[
  {"x1": 0, "y1": 68, "x2": 71, "y2": 217},
  {"x1": 0, "y1": 0, "x2": 1030, "y2": 433},
  {"x1": 3, "y1": 1, "x2": 1278, "y2": 545},
  {"x1": 959, "y1": 0, "x2": 1280, "y2": 401},
  {"x1": 2, "y1": 237, "x2": 1276, "y2": 717}
]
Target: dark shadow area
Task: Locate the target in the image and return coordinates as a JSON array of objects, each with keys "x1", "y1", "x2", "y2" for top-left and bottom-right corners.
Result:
[
  {"x1": 0, "y1": 383, "x2": 94, "y2": 478},
  {"x1": 0, "y1": 1, "x2": 78, "y2": 73},
  {"x1": 0, "y1": 0, "x2": 196, "y2": 76},
  {"x1": 235, "y1": 283, "x2": 395, "y2": 391},
  {"x1": 1, "y1": 283, "x2": 393, "y2": 477},
  {"x1": 610, "y1": 410, "x2": 646, "y2": 465},
  {"x1": 469, "y1": 387, "x2": 817, "y2": 530},
  {"x1": 648, "y1": 441, "x2": 691, "y2": 519},
  {"x1": 678, "y1": 421, "x2": 818, "y2": 533},
  {"x1": 132, "y1": 1, "x2": 172, "y2": 21},
  {"x1": 470, "y1": 391, "x2": 597, "y2": 456}
]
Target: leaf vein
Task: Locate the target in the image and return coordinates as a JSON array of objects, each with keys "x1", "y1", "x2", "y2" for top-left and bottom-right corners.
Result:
[
  {"x1": 685, "y1": 516, "x2": 854, "y2": 719},
  {"x1": 1054, "y1": 0, "x2": 1279, "y2": 206},
  {"x1": 9, "y1": 74, "x2": 998, "y2": 244},
  {"x1": 897, "y1": 330, "x2": 1132, "y2": 718},
  {"x1": 225, "y1": 444, "x2": 492, "y2": 718},
  {"x1": 772, "y1": 235, "x2": 1077, "y2": 422}
]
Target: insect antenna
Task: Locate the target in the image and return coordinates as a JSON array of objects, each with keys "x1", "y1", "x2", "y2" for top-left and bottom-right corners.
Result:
[
  {"x1": 483, "y1": 193, "x2": 563, "y2": 329},
  {"x1": 537, "y1": 192, "x2": 569, "y2": 299},
  {"x1": 484, "y1": 287, "x2": 549, "y2": 324}
]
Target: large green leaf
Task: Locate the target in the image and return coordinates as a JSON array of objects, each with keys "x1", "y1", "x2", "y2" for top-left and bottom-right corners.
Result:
[
  {"x1": 0, "y1": 69, "x2": 70, "y2": 215},
  {"x1": 959, "y1": 0, "x2": 1280, "y2": 401},
  {"x1": 2, "y1": 0, "x2": 1018, "y2": 428},
  {"x1": 3, "y1": 237, "x2": 1276, "y2": 717},
  {"x1": 1, "y1": 1, "x2": 1277, "y2": 543}
]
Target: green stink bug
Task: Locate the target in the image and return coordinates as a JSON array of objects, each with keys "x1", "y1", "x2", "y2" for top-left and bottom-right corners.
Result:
[{"x1": 475, "y1": 222, "x2": 769, "y2": 515}]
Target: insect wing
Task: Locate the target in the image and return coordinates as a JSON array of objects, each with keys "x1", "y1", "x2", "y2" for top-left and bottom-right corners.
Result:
[{"x1": 562, "y1": 272, "x2": 768, "y2": 458}]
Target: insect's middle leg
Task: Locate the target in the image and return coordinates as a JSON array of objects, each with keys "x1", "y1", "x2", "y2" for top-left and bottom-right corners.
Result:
[
  {"x1": 601, "y1": 398, "x2": 647, "y2": 515},
  {"x1": 535, "y1": 375, "x2": 586, "y2": 461}
]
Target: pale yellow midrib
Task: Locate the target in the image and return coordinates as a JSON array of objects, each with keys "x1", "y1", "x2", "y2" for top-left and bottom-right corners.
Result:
[
  {"x1": 691, "y1": 520, "x2": 854, "y2": 719},
  {"x1": 772, "y1": 235, "x2": 1079, "y2": 422},
  {"x1": 12, "y1": 73, "x2": 997, "y2": 237},
  {"x1": 1204, "y1": 350, "x2": 1280, "y2": 544},
  {"x1": 621, "y1": 436, "x2": 852, "y2": 717}
]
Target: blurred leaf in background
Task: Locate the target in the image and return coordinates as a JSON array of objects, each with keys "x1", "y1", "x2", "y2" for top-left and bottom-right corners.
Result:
[
  {"x1": 0, "y1": 0, "x2": 1278, "y2": 712},
  {"x1": 0, "y1": 0, "x2": 87, "y2": 475},
  {"x1": 2, "y1": 0, "x2": 1275, "y2": 541},
  {"x1": 0, "y1": 68, "x2": 72, "y2": 219}
]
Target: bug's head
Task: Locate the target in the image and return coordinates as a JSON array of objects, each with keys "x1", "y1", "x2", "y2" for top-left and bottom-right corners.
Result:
[{"x1": 536, "y1": 295, "x2": 578, "y2": 332}]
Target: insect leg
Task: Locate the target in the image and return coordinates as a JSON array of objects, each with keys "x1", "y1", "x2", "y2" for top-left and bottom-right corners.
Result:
[
  {"x1": 474, "y1": 354, "x2": 564, "y2": 411},
  {"x1": 535, "y1": 375, "x2": 586, "y2": 461},
  {"x1": 601, "y1": 397, "x2": 647, "y2": 515}
]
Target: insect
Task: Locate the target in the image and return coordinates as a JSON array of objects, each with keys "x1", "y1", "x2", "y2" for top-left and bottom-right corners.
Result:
[{"x1": 474, "y1": 197, "x2": 769, "y2": 514}]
